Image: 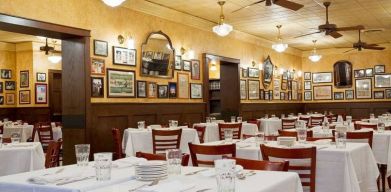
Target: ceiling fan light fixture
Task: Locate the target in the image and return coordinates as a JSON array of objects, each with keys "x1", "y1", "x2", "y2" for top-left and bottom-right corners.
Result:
[
  {"x1": 308, "y1": 40, "x2": 322, "y2": 62},
  {"x1": 213, "y1": 1, "x2": 233, "y2": 37},
  {"x1": 48, "y1": 53, "x2": 62, "y2": 64},
  {"x1": 102, "y1": 0, "x2": 125, "y2": 7},
  {"x1": 272, "y1": 25, "x2": 288, "y2": 53}
]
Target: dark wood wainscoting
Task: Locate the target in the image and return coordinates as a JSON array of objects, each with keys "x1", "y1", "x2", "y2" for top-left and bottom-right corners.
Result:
[
  {"x1": 240, "y1": 103, "x2": 304, "y2": 119},
  {"x1": 0, "y1": 107, "x2": 50, "y2": 124},
  {"x1": 90, "y1": 102, "x2": 206, "y2": 153}
]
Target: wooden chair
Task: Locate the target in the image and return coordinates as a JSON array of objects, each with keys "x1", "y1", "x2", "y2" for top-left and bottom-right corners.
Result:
[
  {"x1": 0, "y1": 125, "x2": 3, "y2": 134},
  {"x1": 135, "y1": 151, "x2": 190, "y2": 166},
  {"x1": 310, "y1": 116, "x2": 324, "y2": 127},
  {"x1": 332, "y1": 130, "x2": 373, "y2": 148},
  {"x1": 261, "y1": 144, "x2": 317, "y2": 192},
  {"x1": 152, "y1": 129, "x2": 182, "y2": 154},
  {"x1": 2, "y1": 137, "x2": 11, "y2": 143},
  {"x1": 327, "y1": 114, "x2": 338, "y2": 123},
  {"x1": 278, "y1": 130, "x2": 313, "y2": 138},
  {"x1": 227, "y1": 157, "x2": 289, "y2": 171},
  {"x1": 45, "y1": 139, "x2": 63, "y2": 168},
  {"x1": 35, "y1": 122, "x2": 54, "y2": 152},
  {"x1": 218, "y1": 123, "x2": 242, "y2": 140},
  {"x1": 299, "y1": 116, "x2": 310, "y2": 126},
  {"x1": 112, "y1": 128, "x2": 125, "y2": 160},
  {"x1": 54, "y1": 122, "x2": 62, "y2": 127},
  {"x1": 193, "y1": 125, "x2": 206, "y2": 143},
  {"x1": 355, "y1": 123, "x2": 377, "y2": 130},
  {"x1": 281, "y1": 118, "x2": 296, "y2": 129},
  {"x1": 188, "y1": 143, "x2": 236, "y2": 167},
  {"x1": 307, "y1": 137, "x2": 335, "y2": 142}
]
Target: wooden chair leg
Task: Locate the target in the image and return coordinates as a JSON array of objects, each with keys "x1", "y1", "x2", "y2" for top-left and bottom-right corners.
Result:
[{"x1": 379, "y1": 164, "x2": 387, "y2": 192}]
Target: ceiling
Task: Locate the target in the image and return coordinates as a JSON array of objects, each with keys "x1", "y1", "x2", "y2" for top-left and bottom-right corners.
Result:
[
  {"x1": 125, "y1": 0, "x2": 391, "y2": 51},
  {"x1": 0, "y1": 30, "x2": 61, "y2": 45}
]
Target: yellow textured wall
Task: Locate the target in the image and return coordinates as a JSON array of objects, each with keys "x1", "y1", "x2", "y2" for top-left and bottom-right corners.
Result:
[
  {"x1": 0, "y1": 42, "x2": 16, "y2": 107},
  {"x1": 15, "y1": 42, "x2": 33, "y2": 107}
]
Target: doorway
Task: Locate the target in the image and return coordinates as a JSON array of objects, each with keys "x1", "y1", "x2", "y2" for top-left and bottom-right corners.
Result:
[{"x1": 49, "y1": 69, "x2": 62, "y2": 122}]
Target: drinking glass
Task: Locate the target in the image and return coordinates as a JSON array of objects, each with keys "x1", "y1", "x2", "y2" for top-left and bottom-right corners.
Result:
[
  {"x1": 75, "y1": 144, "x2": 90, "y2": 167},
  {"x1": 94, "y1": 152, "x2": 112, "y2": 181},
  {"x1": 264, "y1": 114, "x2": 269, "y2": 119},
  {"x1": 170, "y1": 120, "x2": 178, "y2": 128},
  {"x1": 378, "y1": 117, "x2": 385, "y2": 133},
  {"x1": 255, "y1": 133, "x2": 264, "y2": 145},
  {"x1": 296, "y1": 127, "x2": 307, "y2": 143},
  {"x1": 271, "y1": 114, "x2": 276, "y2": 118},
  {"x1": 206, "y1": 117, "x2": 211, "y2": 123},
  {"x1": 224, "y1": 129, "x2": 233, "y2": 143},
  {"x1": 322, "y1": 121, "x2": 330, "y2": 133},
  {"x1": 10, "y1": 132, "x2": 20, "y2": 143},
  {"x1": 137, "y1": 121, "x2": 145, "y2": 129},
  {"x1": 215, "y1": 159, "x2": 236, "y2": 192},
  {"x1": 236, "y1": 117, "x2": 242, "y2": 123},
  {"x1": 166, "y1": 149, "x2": 182, "y2": 175},
  {"x1": 335, "y1": 131, "x2": 346, "y2": 149},
  {"x1": 230, "y1": 116, "x2": 236, "y2": 123},
  {"x1": 370, "y1": 113, "x2": 375, "y2": 119},
  {"x1": 169, "y1": 120, "x2": 173, "y2": 127}
]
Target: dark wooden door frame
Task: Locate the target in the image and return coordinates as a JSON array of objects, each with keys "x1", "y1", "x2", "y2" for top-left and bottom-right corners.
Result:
[{"x1": 0, "y1": 13, "x2": 91, "y2": 164}]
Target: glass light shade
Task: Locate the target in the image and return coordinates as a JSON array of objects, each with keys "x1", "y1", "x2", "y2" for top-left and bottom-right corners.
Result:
[
  {"x1": 212, "y1": 23, "x2": 233, "y2": 37},
  {"x1": 272, "y1": 43, "x2": 288, "y2": 53},
  {"x1": 297, "y1": 70, "x2": 302, "y2": 77},
  {"x1": 308, "y1": 53, "x2": 322, "y2": 62},
  {"x1": 48, "y1": 55, "x2": 62, "y2": 64},
  {"x1": 102, "y1": 0, "x2": 125, "y2": 7}
]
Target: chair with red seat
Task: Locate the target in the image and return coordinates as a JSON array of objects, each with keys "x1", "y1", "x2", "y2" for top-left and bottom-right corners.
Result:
[
  {"x1": 299, "y1": 116, "x2": 310, "y2": 126},
  {"x1": 135, "y1": 151, "x2": 190, "y2": 166},
  {"x1": 193, "y1": 125, "x2": 206, "y2": 143},
  {"x1": 310, "y1": 116, "x2": 324, "y2": 127},
  {"x1": 282, "y1": 118, "x2": 296, "y2": 130},
  {"x1": 228, "y1": 157, "x2": 289, "y2": 171},
  {"x1": 152, "y1": 129, "x2": 182, "y2": 154},
  {"x1": 188, "y1": 143, "x2": 236, "y2": 167},
  {"x1": 45, "y1": 139, "x2": 63, "y2": 168},
  {"x1": 218, "y1": 123, "x2": 242, "y2": 140},
  {"x1": 278, "y1": 130, "x2": 313, "y2": 138},
  {"x1": 35, "y1": 122, "x2": 53, "y2": 152},
  {"x1": 112, "y1": 128, "x2": 125, "y2": 160}
]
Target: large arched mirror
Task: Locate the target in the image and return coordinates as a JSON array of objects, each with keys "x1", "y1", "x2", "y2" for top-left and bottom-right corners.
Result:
[
  {"x1": 141, "y1": 31, "x2": 175, "y2": 78},
  {"x1": 262, "y1": 56, "x2": 274, "y2": 89},
  {"x1": 334, "y1": 60, "x2": 352, "y2": 88}
]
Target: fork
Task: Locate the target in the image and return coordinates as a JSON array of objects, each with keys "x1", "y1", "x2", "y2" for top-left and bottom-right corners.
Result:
[
  {"x1": 128, "y1": 180, "x2": 159, "y2": 192},
  {"x1": 185, "y1": 168, "x2": 208, "y2": 176}
]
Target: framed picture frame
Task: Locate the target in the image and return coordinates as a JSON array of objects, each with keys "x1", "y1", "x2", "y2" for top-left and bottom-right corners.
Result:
[
  {"x1": 334, "y1": 92, "x2": 344, "y2": 100},
  {"x1": 36, "y1": 73, "x2": 46, "y2": 82},
  {"x1": 240, "y1": 80, "x2": 247, "y2": 100},
  {"x1": 242, "y1": 68, "x2": 248, "y2": 78},
  {"x1": 0, "y1": 96, "x2": 3, "y2": 105},
  {"x1": 20, "y1": 70, "x2": 29, "y2": 88},
  {"x1": 304, "y1": 81, "x2": 311, "y2": 90},
  {"x1": 113, "y1": 46, "x2": 136, "y2": 66},
  {"x1": 355, "y1": 78, "x2": 372, "y2": 99},
  {"x1": 1, "y1": 69, "x2": 11, "y2": 79},
  {"x1": 365, "y1": 68, "x2": 373, "y2": 77},
  {"x1": 312, "y1": 72, "x2": 332, "y2": 83},
  {"x1": 374, "y1": 65, "x2": 385, "y2": 74},
  {"x1": 191, "y1": 60, "x2": 201, "y2": 80},
  {"x1": 91, "y1": 77, "x2": 104, "y2": 98},
  {"x1": 280, "y1": 92, "x2": 285, "y2": 100},
  {"x1": 177, "y1": 73, "x2": 189, "y2": 98},
  {"x1": 182, "y1": 60, "x2": 191, "y2": 71},
  {"x1": 136, "y1": 81, "x2": 147, "y2": 98},
  {"x1": 281, "y1": 81, "x2": 287, "y2": 90},
  {"x1": 168, "y1": 82, "x2": 177, "y2": 98},
  {"x1": 264, "y1": 90, "x2": 270, "y2": 100},
  {"x1": 148, "y1": 82, "x2": 157, "y2": 98},
  {"x1": 93, "y1": 39, "x2": 108, "y2": 57},
  {"x1": 0, "y1": 82, "x2": 3, "y2": 93},
  {"x1": 282, "y1": 71, "x2": 288, "y2": 80},
  {"x1": 91, "y1": 58, "x2": 105, "y2": 75},
  {"x1": 374, "y1": 74, "x2": 391, "y2": 88},
  {"x1": 345, "y1": 90, "x2": 354, "y2": 100},
  {"x1": 262, "y1": 56, "x2": 274, "y2": 88},
  {"x1": 106, "y1": 69, "x2": 135, "y2": 98},
  {"x1": 304, "y1": 72, "x2": 311, "y2": 80},
  {"x1": 304, "y1": 91, "x2": 312, "y2": 101},
  {"x1": 5, "y1": 93, "x2": 15, "y2": 105},
  {"x1": 248, "y1": 80, "x2": 260, "y2": 100},
  {"x1": 19, "y1": 90, "x2": 30, "y2": 104},
  {"x1": 374, "y1": 91, "x2": 384, "y2": 99},
  {"x1": 190, "y1": 83, "x2": 203, "y2": 99},
  {"x1": 5, "y1": 81, "x2": 15, "y2": 90},
  {"x1": 157, "y1": 85, "x2": 168, "y2": 98},
  {"x1": 313, "y1": 85, "x2": 332, "y2": 100},
  {"x1": 248, "y1": 68, "x2": 259, "y2": 78},
  {"x1": 273, "y1": 90, "x2": 280, "y2": 100},
  {"x1": 354, "y1": 69, "x2": 365, "y2": 78},
  {"x1": 174, "y1": 55, "x2": 182, "y2": 70},
  {"x1": 35, "y1": 83, "x2": 47, "y2": 104},
  {"x1": 385, "y1": 89, "x2": 391, "y2": 99}
]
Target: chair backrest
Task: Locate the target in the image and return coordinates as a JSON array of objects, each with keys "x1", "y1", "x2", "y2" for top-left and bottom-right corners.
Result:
[
  {"x1": 152, "y1": 129, "x2": 182, "y2": 154},
  {"x1": 228, "y1": 157, "x2": 289, "y2": 171},
  {"x1": 327, "y1": 114, "x2": 338, "y2": 122},
  {"x1": 35, "y1": 122, "x2": 53, "y2": 148},
  {"x1": 347, "y1": 131, "x2": 373, "y2": 148},
  {"x1": 135, "y1": 151, "x2": 190, "y2": 166},
  {"x1": 261, "y1": 144, "x2": 317, "y2": 192},
  {"x1": 310, "y1": 116, "x2": 324, "y2": 127},
  {"x1": 193, "y1": 125, "x2": 206, "y2": 143},
  {"x1": 356, "y1": 123, "x2": 377, "y2": 130},
  {"x1": 218, "y1": 123, "x2": 242, "y2": 140},
  {"x1": 307, "y1": 137, "x2": 335, "y2": 142},
  {"x1": 45, "y1": 139, "x2": 63, "y2": 168},
  {"x1": 278, "y1": 130, "x2": 313, "y2": 138},
  {"x1": 282, "y1": 118, "x2": 296, "y2": 129},
  {"x1": 111, "y1": 128, "x2": 124, "y2": 160},
  {"x1": 2, "y1": 137, "x2": 11, "y2": 143},
  {"x1": 188, "y1": 143, "x2": 236, "y2": 166},
  {"x1": 299, "y1": 117, "x2": 310, "y2": 126}
]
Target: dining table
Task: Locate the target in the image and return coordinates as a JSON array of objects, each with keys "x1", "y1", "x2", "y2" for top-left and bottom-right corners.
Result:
[
  {"x1": 258, "y1": 118, "x2": 282, "y2": 135},
  {"x1": 2, "y1": 123, "x2": 62, "y2": 142},
  {"x1": 193, "y1": 122, "x2": 259, "y2": 142}
]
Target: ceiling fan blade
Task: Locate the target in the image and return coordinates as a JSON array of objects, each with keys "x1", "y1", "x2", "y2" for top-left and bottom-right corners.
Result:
[
  {"x1": 363, "y1": 46, "x2": 385, "y2": 50},
  {"x1": 273, "y1": 0, "x2": 304, "y2": 11},
  {"x1": 232, "y1": 0, "x2": 266, "y2": 13},
  {"x1": 336, "y1": 25, "x2": 365, "y2": 32},
  {"x1": 363, "y1": 44, "x2": 379, "y2": 47},
  {"x1": 344, "y1": 48, "x2": 356, "y2": 53},
  {"x1": 294, "y1": 31, "x2": 322, "y2": 38},
  {"x1": 329, "y1": 31, "x2": 343, "y2": 38}
]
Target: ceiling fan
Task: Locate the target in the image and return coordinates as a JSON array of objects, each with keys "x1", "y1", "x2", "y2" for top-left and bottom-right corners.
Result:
[
  {"x1": 295, "y1": 1, "x2": 364, "y2": 39},
  {"x1": 39, "y1": 38, "x2": 61, "y2": 55},
  {"x1": 340, "y1": 30, "x2": 385, "y2": 53},
  {"x1": 232, "y1": 0, "x2": 304, "y2": 13}
]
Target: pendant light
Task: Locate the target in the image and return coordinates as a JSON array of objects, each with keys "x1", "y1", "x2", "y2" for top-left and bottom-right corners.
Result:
[
  {"x1": 212, "y1": 1, "x2": 233, "y2": 37},
  {"x1": 308, "y1": 40, "x2": 322, "y2": 62},
  {"x1": 272, "y1": 25, "x2": 288, "y2": 53},
  {"x1": 102, "y1": 0, "x2": 126, "y2": 7}
]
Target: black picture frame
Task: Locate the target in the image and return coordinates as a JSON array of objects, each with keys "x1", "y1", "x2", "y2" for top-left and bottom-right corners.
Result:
[
  {"x1": 20, "y1": 70, "x2": 29, "y2": 88},
  {"x1": 190, "y1": 83, "x2": 203, "y2": 99},
  {"x1": 1, "y1": 69, "x2": 11, "y2": 79},
  {"x1": 157, "y1": 85, "x2": 168, "y2": 98},
  {"x1": 354, "y1": 69, "x2": 365, "y2": 78},
  {"x1": 304, "y1": 91, "x2": 312, "y2": 101},
  {"x1": 385, "y1": 89, "x2": 391, "y2": 99},
  {"x1": 19, "y1": 90, "x2": 30, "y2": 104},
  {"x1": 313, "y1": 85, "x2": 333, "y2": 100},
  {"x1": 242, "y1": 68, "x2": 248, "y2": 78},
  {"x1": 91, "y1": 77, "x2": 104, "y2": 98},
  {"x1": 36, "y1": 72, "x2": 46, "y2": 82},
  {"x1": 304, "y1": 81, "x2": 311, "y2": 90},
  {"x1": 248, "y1": 68, "x2": 260, "y2": 78},
  {"x1": 280, "y1": 92, "x2": 285, "y2": 100},
  {"x1": 374, "y1": 74, "x2": 391, "y2": 88},
  {"x1": 93, "y1": 39, "x2": 108, "y2": 57},
  {"x1": 365, "y1": 68, "x2": 373, "y2": 77},
  {"x1": 182, "y1": 60, "x2": 191, "y2": 71},
  {"x1": 106, "y1": 68, "x2": 136, "y2": 98},
  {"x1": 312, "y1": 72, "x2": 333, "y2": 83},
  {"x1": 345, "y1": 90, "x2": 354, "y2": 100},
  {"x1": 174, "y1": 55, "x2": 182, "y2": 70},
  {"x1": 304, "y1": 72, "x2": 311, "y2": 80},
  {"x1": 168, "y1": 82, "x2": 177, "y2": 98},
  {"x1": 374, "y1": 91, "x2": 384, "y2": 99},
  {"x1": 0, "y1": 96, "x2": 3, "y2": 105},
  {"x1": 5, "y1": 81, "x2": 15, "y2": 90},
  {"x1": 0, "y1": 82, "x2": 3, "y2": 93},
  {"x1": 259, "y1": 89, "x2": 264, "y2": 100},
  {"x1": 374, "y1": 65, "x2": 385, "y2": 74},
  {"x1": 137, "y1": 80, "x2": 147, "y2": 98},
  {"x1": 355, "y1": 78, "x2": 372, "y2": 99},
  {"x1": 112, "y1": 46, "x2": 137, "y2": 66},
  {"x1": 334, "y1": 92, "x2": 344, "y2": 100}
]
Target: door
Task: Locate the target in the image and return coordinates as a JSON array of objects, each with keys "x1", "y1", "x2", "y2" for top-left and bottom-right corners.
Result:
[
  {"x1": 49, "y1": 70, "x2": 62, "y2": 122},
  {"x1": 220, "y1": 61, "x2": 240, "y2": 120}
]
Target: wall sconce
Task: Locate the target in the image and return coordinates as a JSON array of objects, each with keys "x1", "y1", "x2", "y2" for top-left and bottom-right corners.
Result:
[
  {"x1": 118, "y1": 33, "x2": 134, "y2": 49},
  {"x1": 180, "y1": 47, "x2": 186, "y2": 55},
  {"x1": 180, "y1": 46, "x2": 195, "y2": 60},
  {"x1": 279, "y1": 68, "x2": 285, "y2": 75}
]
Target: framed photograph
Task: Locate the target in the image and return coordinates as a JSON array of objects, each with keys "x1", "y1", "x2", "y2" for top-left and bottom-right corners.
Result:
[
  {"x1": 280, "y1": 92, "x2": 285, "y2": 100},
  {"x1": 248, "y1": 80, "x2": 260, "y2": 100},
  {"x1": 136, "y1": 81, "x2": 147, "y2": 98},
  {"x1": 190, "y1": 83, "x2": 203, "y2": 99},
  {"x1": 385, "y1": 89, "x2": 391, "y2": 99},
  {"x1": 263, "y1": 56, "x2": 274, "y2": 85},
  {"x1": 334, "y1": 92, "x2": 344, "y2": 100},
  {"x1": 374, "y1": 65, "x2": 385, "y2": 74},
  {"x1": 365, "y1": 68, "x2": 373, "y2": 77},
  {"x1": 106, "y1": 69, "x2": 135, "y2": 98},
  {"x1": 183, "y1": 60, "x2": 191, "y2": 71},
  {"x1": 168, "y1": 82, "x2": 177, "y2": 98},
  {"x1": 281, "y1": 81, "x2": 287, "y2": 90},
  {"x1": 91, "y1": 58, "x2": 105, "y2": 75},
  {"x1": 345, "y1": 90, "x2": 354, "y2": 100},
  {"x1": 355, "y1": 78, "x2": 372, "y2": 99},
  {"x1": 0, "y1": 82, "x2": 3, "y2": 93},
  {"x1": 304, "y1": 81, "x2": 311, "y2": 90},
  {"x1": 177, "y1": 73, "x2": 189, "y2": 98},
  {"x1": 354, "y1": 69, "x2": 365, "y2": 78},
  {"x1": 5, "y1": 81, "x2": 15, "y2": 90},
  {"x1": 113, "y1": 46, "x2": 136, "y2": 66},
  {"x1": 0, "y1": 96, "x2": 3, "y2": 105},
  {"x1": 148, "y1": 82, "x2": 157, "y2": 98},
  {"x1": 273, "y1": 90, "x2": 280, "y2": 100},
  {"x1": 1, "y1": 69, "x2": 11, "y2": 79},
  {"x1": 312, "y1": 72, "x2": 332, "y2": 83},
  {"x1": 20, "y1": 70, "x2": 29, "y2": 88},
  {"x1": 264, "y1": 90, "x2": 269, "y2": 100},
  {"x1": 157, "y1": 85, "x2": 168, "y2": 98},
  {"x1": 242, "y1": 68, "x2": 248, "y2": 78},
  {"x1": 35, "y1": 83, "x2": 47, "y2": 104},
  {"x1": 93, "y1": 39, "x2": 108, "y2": 57},
  {"x1": 191, "y1": 60, "x2": 201, "y2": 80},
  {"x1": 248, "y1": 68, "x2": 259, "y2": 78},
  {"x1": 5, "y1": 93, "x2": 15, "y2": 105},
  {"x1": 19, "y1": 90, "x2": 30, "y2": 104},
  {"x1": 240, "y1": 80, "x2": 247, "y2": 100},
  {"x1": 313, "y1": 85, "x2": 332, "y2": 100},
  {"x1": 304, "y1": 72, "x2": 311, "y2": 80},
  {"x1": 174, "y1": 55, "x2": 182, "y2": 70},
  {"x1": 259, "y1": 89, "x2": 264, "y2": 100},
  {"x1": 282, "y1": 71, "x2": 288, "y2": 80},
  {"x1": 36, "y1": 73, "x2": 46, "y2": 82},
  {"x1": 374, "y1": 74, "x2": 391, "y2": 88},
  {"x1": 304, "y1": 91, "x2": 312, "y2": 101},
  {"x1": 374, "y1": 91, "x2": 384, "y2": 99},
  {"x1": 91, "y1": 77, "x2": 104, "y2": 98}
]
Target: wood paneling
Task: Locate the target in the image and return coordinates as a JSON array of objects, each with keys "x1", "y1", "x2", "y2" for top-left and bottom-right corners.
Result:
[{"x1": 0, "y1": 107, "x2": 50, "y2": 124}]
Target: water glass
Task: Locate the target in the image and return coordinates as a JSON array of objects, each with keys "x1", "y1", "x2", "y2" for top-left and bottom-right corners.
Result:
[
  {"x1": 75, "y1": 144, "x2": 90, "y2": 167},
  {"x1": 10, "y1": 132, "x2": 21, "y2": 143},
  {"x1": 378, "y1": 122, "x2": 385, "y2": 133},
  {"x1": 322, "y1": 121, "x2": 330, "y2": 133},
  {"x1": 230, "y1": 116, "x2": 236, "y2": 123},
  {"x1": 94, "y1": 152, "x2": 112, "y2": 181},
  {"x1": 298, "y1": 113, "x2": 302, "y2": 116},
  {"x1": 215, "y1": 159, "x2": 236, "y2": 192},
  {"x1": 264, "y1": 114, "x2": 269, "y2": 119},
  {"x1": 206, "y1": 117, "x2": 211, "y2": 123},
  {"x1": 335, "y1": 131, "x2": 346, "y2": 149},
  {"x1": 236, "y1": 117, "x2": 242, "y2": 123},
  {"x1": 171, "y1": 120, "x2": 178, "y2": 128},
  {"x1": 255, "y1": 133, "x2": 264, "y2": 145},
  {"x1": 271, "y1": 114, "x2": 276, "y2": 118},
  {"x1": 166, "y1": 149, "x2": 182, "y2": 175},
  {"x1": 297, "y1": 127, "x2": 307, "y2": 143},
  {"x1": 224, "y1": 129, "x2": 233, "y2": 143},
  {"x1": 137, "y1": 121, "x2": 145, "y2": 129},
  {"x1": 370, "y1": 113, "x2": 375, "y2": 119}
]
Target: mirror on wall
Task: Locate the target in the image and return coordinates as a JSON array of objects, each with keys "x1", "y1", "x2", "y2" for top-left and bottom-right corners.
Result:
[
  {"x1": 141, "y1": 31, "x2": 175, "y2": 78},
  {"x1": 262, "y1": 56, "x2": 274, "y2": 89},
  {"x1": 334, "y1": 60, "x2": 352, "y2": 88}
]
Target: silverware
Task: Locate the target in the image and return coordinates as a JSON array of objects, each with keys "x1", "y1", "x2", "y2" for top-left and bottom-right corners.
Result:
[
  {"x1": 55, "y1": 176, "x2": 95, "y2": 186},
  {"x1": 237, "y1": 171, "x2": 256, "y2": 180},
  {"x1": 128, "y1": 180, "x2": 159, "y2": 192},
  {"x1": 185, "y1": 168, "x2": 208, "y2": 176},
  {"x1": 196, "y1": 188, "x2": 212, "y2": 192}
]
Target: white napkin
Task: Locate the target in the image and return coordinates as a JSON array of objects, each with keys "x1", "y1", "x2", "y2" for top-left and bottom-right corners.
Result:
[
  {"x1": 115, "y1": 156, "x2": 147, "y2": 168},
  {"x1": 313, "y1": 139, "x2": 332, "y2": 145},
  {"x1": 138, "y1": 180, "x2": 195, "y2": 192},
  {"x1": 28, "y1": 170, "x2": 84, "y2": 185},
  {"x1": 200, "y1": 165, "x2": 243, "y2": 177}
]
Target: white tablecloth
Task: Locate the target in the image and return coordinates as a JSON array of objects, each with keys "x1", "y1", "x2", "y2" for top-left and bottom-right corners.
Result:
[
  {"x1": 258, "y1": 118, "x2": 281, "y2": 135},
  {"x1": 0, "y1": 142, "x2": 45, "y2": 176},
  {"x1": 122, "y1": 128, "x2": 199, "y2": 156},
  {"x1": 3, "y1": 125, "x2": 34, "y2": 142},
  {"x1": 194, "y1": 122, "x2": 258, "y2": 142}
]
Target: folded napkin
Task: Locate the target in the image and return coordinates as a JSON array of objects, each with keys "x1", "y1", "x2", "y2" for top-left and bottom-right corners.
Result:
[
  {"x1": 28, "y1": 170, "x2": 84, "y2": 185},
  {"x1": 114, "y1": 156, "x2": 147, "y2": 168},
  {"x1": 200, "y1": 165, "x2": 243, "y2": 177},
  {"x1": 138, "y1": 180, "x2": 195, "y2": 192},
  {"x1": 313, "y1": 139, "x2": 332, "y2": 145}
]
